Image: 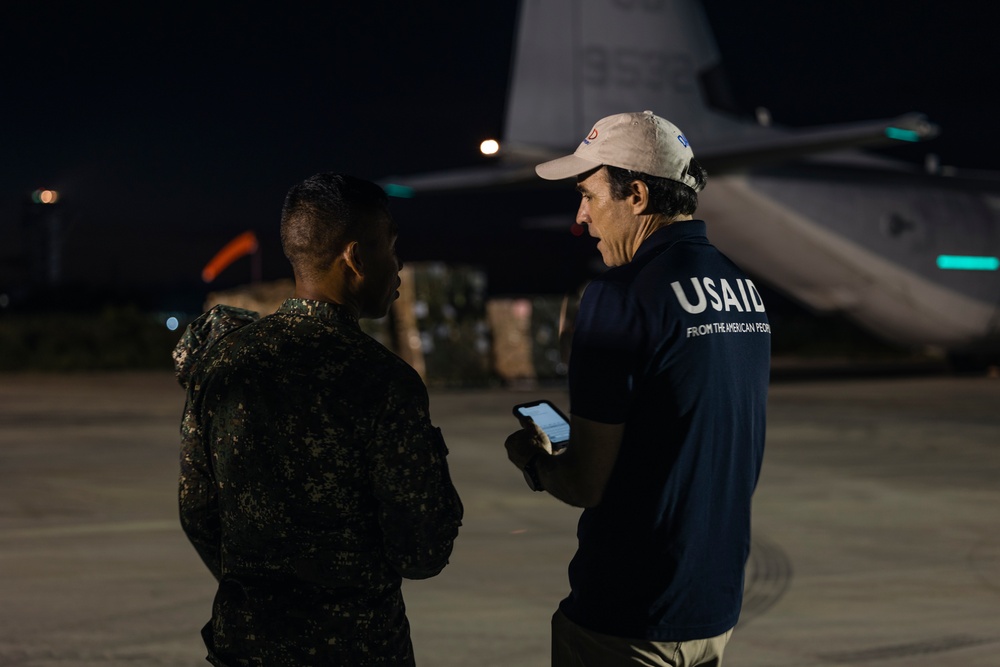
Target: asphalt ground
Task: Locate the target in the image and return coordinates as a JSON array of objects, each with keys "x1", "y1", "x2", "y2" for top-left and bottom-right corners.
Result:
[{"x1": 1, "y1": 370, "x2": 999, "y2": 666}]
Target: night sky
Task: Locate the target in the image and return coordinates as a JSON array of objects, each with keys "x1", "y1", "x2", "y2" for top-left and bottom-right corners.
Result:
[{"x1": 2, "y1": 1, "x2": 997, "y2": 308}]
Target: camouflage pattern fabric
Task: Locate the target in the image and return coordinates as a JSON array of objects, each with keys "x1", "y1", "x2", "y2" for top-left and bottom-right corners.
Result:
[
  {"x1": 173, "y1": 305, "x2": 260, "y2": 389},
  {"x1": 177, "y1": 299, "x2": 463, "y2": 666}
]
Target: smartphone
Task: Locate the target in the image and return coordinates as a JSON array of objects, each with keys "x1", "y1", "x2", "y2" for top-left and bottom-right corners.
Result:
[{"x1": 512, "y1": 399, "x2": 570, "y2": 450}]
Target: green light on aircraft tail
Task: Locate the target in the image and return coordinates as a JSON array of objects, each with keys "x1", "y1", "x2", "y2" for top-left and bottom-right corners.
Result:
[
  {"x1": 384, "y1": 183, "x2": 415, "y2": 199},
  {"x1": 884, "y1": 127, "x2": 921, "y2": 142},
  {"x1": 936, "y1": 255, "x2": 1000, "y2": 271}
]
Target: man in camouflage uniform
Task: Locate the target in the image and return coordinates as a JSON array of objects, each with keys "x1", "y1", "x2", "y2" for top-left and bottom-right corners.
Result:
[{"x1": 176, "y1": 173, "x2": 463, "y2": 666}]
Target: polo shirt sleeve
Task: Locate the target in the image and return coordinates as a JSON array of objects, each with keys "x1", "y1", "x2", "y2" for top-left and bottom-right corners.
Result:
[{"x1": 568, "y1": 278, "x2": 641, "y2": 424}]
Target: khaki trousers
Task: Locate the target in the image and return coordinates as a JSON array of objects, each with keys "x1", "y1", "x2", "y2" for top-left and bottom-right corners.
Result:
[{"x1": 551, "y1": 609, "x2": 733, "y2": 667}]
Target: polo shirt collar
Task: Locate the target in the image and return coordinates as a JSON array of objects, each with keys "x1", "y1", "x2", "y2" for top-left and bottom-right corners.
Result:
[{"x1": 633, "y1": 220, "x2": 707, "y2": 262}]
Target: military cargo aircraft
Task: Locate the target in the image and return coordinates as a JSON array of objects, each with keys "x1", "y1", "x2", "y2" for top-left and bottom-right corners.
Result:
[{"x1": 380, "y1": 0, "x2": 1000, "y2": 363}]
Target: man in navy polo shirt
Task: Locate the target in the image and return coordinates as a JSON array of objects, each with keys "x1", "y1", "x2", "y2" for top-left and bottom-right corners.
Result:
[{"x1": 505, "y1": 111, "x2": 769, "y2": 666}]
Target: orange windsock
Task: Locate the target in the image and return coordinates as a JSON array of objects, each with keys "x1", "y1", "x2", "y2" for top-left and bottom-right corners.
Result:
[{"x1": 202, "y1": 231, "x2": 259, "y2": 282}]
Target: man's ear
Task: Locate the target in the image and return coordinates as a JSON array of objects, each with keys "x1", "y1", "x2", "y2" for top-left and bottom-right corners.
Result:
[
  {"x1": 342, "y1": 240, "x2": 365, "y2": 278},
  {"x1": 629, "y1": 180, "x2": 651, "y2": 214}
]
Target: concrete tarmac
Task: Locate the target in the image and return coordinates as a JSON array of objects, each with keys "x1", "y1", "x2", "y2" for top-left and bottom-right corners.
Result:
[{"x1": 1, "y1": 370, "x2": 999, "y2": 666}]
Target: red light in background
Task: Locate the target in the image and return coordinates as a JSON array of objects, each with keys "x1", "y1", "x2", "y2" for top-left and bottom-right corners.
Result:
[{"x1": 570, "y1": 224, "x2": 585, "y2": 237}]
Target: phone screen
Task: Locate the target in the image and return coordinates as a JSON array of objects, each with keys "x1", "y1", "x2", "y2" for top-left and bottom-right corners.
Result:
[{"x1": 515, "y1": 401, "x2": 570, "y2": 445}]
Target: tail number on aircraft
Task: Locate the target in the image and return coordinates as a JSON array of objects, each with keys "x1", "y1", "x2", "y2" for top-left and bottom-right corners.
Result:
[
  {"x1": 582, "y1": 47, "x2": 695, "y2": 93},
  {"x1": 611, "y1": 0, "x2": 669, "y2": 11}
]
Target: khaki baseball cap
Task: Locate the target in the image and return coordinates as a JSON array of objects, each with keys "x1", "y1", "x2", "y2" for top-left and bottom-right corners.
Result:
[{"x1": 535, "y1": 110, "x2": 698, "y2": 189}]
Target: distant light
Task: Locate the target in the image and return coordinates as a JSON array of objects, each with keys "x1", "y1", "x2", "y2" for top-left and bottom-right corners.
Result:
[
  {"x1": 0, "y1": 294, "x2": 9, "y2": 308},
  {"x1": 570, "y1": 223, "x2": 585, "y2": 237},
  {"x1": 885, "y1": 127, "x2": 921, "y2": 142},
  {"x1": 384, "y1": 183, "x2": 415, "y2": 199},
  {"x1": 480, "y1": 139, "x2": 500, "y2": 156},
  {"x1": 512, "y1": 299, "x2": 532, "y2": 320},
  {"x1": 924, "y1": 153, "x2": 940, "y2": 175},
  {"x1": 936, "y1": 255, "x2": 999, "y2": 271},
  {"x1": 31, "y1": 188, "x2": 59, "y2": 204},
  {"x1": 166, "y1": 316, "x2": 180, "y2": 331}
]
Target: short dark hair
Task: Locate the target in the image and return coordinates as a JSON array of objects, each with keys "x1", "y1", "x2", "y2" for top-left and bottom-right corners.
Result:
[
  {"x1": 280, "y1": 173, "x2": 391, "y2": 278},
  {"x1": 605, "y1": 159, "x2": 707, "y2": 217}
]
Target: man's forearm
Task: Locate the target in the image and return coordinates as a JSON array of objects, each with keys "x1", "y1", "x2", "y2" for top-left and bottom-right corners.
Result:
[
  {"x1": 380, "y1": 484, "x2": 463, "y2": 579},
  {"x1": 534, "y1": 449, "x2": 600, "y2": 508},
  {"x1": 508, "y1": 414, "x2": 624, "y2": 508},
  {"x1": 179, "y1": 502, "x2": 222, "y2": 580}
]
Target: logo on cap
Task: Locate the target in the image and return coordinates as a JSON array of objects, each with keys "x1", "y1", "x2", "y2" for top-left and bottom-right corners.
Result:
[
  {"x1": 582, "y1": 128, "x2": 599, "y2": 145},
  {"x1": 677, "y1": 134, "x2": 689, "y2": 148}
]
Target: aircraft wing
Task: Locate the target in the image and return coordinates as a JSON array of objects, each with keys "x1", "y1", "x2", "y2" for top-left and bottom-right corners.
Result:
[
  {"x1": 378, "y1": 162, "x2": 545, "y2": 198},
  {"x1": 379, "y1": 113, "x2": 938, "y2": 197},
  {"x1": 694, "y1": 113, "x2": 939, "y2": 173}
]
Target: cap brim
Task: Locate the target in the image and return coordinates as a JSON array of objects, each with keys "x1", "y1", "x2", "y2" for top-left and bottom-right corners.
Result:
[{"x1": 535, "y1": 154, "x2": 602, "y2": 181}]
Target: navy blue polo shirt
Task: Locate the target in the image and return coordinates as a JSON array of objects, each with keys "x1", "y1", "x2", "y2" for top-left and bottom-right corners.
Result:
[{"x1": 562, "y1": 220, "x2": 769, "y2": 642}]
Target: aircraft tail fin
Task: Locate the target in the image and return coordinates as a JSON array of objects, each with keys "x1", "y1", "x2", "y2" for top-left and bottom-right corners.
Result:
[
  {"x1": 503, "y1": 0, "x2": 752, "y2": 151},
  {"x1": 379, "y1": 0, "x2": 939, "y2": 196}
]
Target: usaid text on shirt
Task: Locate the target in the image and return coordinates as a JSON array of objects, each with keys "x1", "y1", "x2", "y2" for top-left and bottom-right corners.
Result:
[{"x1": 672, "y1": 276, "x2": 771, "y2": 339}]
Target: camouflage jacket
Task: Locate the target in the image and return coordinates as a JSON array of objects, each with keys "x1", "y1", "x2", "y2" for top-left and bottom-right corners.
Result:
[{"x1": 176, "y1": 299, "x2": 463, "y2": 666}]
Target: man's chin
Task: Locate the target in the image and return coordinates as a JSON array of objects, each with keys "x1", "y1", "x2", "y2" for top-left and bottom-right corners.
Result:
[
  {"x1": 596, "y1": 242, "x2": 615, "y2": 267},
  {"x1": 381, "y1": 293, "x2": 401, "y2": 318},
  {"x1": 360, "y1": 304, "x2": 390, "y2": 321}
]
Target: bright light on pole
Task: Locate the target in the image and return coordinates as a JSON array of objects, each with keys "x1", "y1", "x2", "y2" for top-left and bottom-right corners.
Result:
[
  {"x1": 480, "y1": 139, "x2": 500, "y2": 156},
  {"x1": 32, "y1": 189, "x2": 60, "y2": 204}
]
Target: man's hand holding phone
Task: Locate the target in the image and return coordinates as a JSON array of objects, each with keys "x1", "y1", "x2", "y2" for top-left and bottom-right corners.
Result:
[
  {"x1": 506, "y1": 400, "x2": 570, "y2": 491},
  {"x1": 507, "y1": 418, "x2": 552, "y2": 461},
  {"x1": 512, "y1": 400, "x2": 570, "y2": 451}
]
